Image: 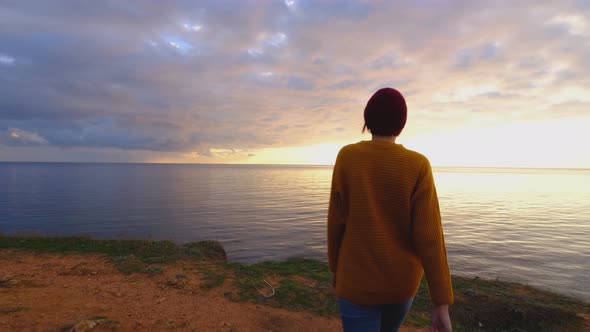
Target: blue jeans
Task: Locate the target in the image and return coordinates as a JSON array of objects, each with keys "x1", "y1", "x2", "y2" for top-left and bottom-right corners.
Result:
[{"x1": 338, "y1": 297, "x2": 413, "y2": 332}]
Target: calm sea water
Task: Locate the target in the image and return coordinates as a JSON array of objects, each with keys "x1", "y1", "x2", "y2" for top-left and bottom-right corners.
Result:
[{"x1": 1, "y1": 163, "x2": 589, "y2": 301}]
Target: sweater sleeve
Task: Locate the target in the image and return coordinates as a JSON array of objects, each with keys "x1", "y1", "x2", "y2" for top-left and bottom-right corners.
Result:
[
  {"x1": 327, "y1": 149, "x2": 346, "y2": 273},
  {"x1": 411, "y1": 158, "x2": 454, "y2": 305}
]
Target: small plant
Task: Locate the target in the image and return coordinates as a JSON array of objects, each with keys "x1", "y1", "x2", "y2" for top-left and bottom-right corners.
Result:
[
  {"x1": 181, "y1": 241, "x2": 227, "y2": 260},
  {"x1": 198, "y1": 266, "x2": 226, "y2": 289},
  {"x1": 112, "y1": 255, "x2": 146, "y2": 274}
]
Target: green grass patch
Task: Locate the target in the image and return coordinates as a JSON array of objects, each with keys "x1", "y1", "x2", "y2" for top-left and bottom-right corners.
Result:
[
  {"x1": 199, "y1": 267, "x2": 226, "y2": 289},
  {"x1": 0, "y1": 236, "x2": 226, "y2": 261},
  {"x1": 226, "y1": 258, "x2": 336, "y2": 315},
  {"x1": 404, "y1": 276, "x2": 589, "y2": 331},
  {"x1": 274, "y1": 278, "x2": 337, "y2": 315},
  {"x1": 181, "y1": 240, "x2": 226, "y2": 260},
  {"x1": 0, "y1": 236, "x2": 227, "y2": 274},
  {"x1": 446, "y1": 276, "x2": 589, "y2": 332},
  {"x1": 227, "y1": 258, "x2": 331, "y2": 282}
]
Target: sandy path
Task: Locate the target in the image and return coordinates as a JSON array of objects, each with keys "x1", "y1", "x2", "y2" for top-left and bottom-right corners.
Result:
[{"x1": 0, "y1": 250, "x2": 426, "y2": 331}]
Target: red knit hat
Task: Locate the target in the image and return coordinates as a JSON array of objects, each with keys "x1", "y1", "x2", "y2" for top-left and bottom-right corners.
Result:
[{"x1": 363, "y1": 88, "x2": 407, "y2": 136}]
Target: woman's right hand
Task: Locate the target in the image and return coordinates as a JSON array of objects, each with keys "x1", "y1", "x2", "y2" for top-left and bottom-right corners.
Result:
[{"x1": 431, "y1": 304, "x2": 452, "y2": 332}]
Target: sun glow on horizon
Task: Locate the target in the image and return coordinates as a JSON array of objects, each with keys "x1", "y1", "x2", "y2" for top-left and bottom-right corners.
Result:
[
  {"x1": 188, "y1": 115, "x2": 589, "y2": 168},
  {"x1": 238, "y1": 143, "x2": 345, "y2": 166},
  {"x1": 160, "y1": 113, "x2": 590, "y2": 168}
]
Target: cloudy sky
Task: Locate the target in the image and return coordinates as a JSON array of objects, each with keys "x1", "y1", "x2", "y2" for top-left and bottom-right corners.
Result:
[{"x1": 1, "y1": 0, "x2": 589, "y2": 167}]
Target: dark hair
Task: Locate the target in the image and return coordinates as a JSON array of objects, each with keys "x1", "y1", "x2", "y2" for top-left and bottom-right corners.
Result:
[{"x1": 362, "y1": 88, "x2": 407, "y2": 136}]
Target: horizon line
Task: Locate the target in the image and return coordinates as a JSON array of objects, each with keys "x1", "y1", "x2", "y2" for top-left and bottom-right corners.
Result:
[{"x1": 1, "y1": 161, "x2": 589, "y2": 171}]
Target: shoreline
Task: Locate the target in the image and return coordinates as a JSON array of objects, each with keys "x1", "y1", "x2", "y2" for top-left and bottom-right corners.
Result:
[{"x1": 1, "y1": 236, "x2": 588, "y2": 331}]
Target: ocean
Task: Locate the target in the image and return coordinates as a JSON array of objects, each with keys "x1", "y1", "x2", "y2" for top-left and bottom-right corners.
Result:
[{"x1": 1, "y1": 162, "x2": 588, "y2": 301}]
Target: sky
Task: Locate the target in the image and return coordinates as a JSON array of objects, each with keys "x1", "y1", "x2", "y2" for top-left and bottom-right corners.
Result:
[{"x1": 1, "y1": 0, "x2": 589, "y2": 168}]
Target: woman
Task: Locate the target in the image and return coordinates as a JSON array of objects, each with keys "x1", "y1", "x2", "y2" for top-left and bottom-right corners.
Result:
[{"x1": 327, "y1": 88, "x2": 453, "y2": 332}]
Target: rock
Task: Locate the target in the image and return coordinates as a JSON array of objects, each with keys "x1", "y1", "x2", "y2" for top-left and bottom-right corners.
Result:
[
  {"x1": 141, "y1": 266, "x2": 163, "y2": 275},
  {"x1": 70, "y1": 319, "x2": 98, "y2": 331},
  {"x1": 163, "y1": 277, "x2": 187, "y2": 289},
  {"x1": 464, "y1": 288, "x2": 477, "y2": 297},
  {"x1": 106, "y1": 291, "x2": 123, "y2": 297},
  {"x1": 0, "y1": 276, "x2": 19, "y2": 287},
  {"x1": 59, "y1": 263, "x2": 95, "y2": 276}
]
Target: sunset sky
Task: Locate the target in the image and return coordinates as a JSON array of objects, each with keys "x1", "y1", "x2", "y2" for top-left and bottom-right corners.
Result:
[{"x1": 1, "y1": 1, "x2": 589, "y2": 168}]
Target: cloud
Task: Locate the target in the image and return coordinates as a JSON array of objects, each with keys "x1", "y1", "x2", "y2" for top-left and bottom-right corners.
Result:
[
  {"x1": 287, "y1": 76, "x2": 314, "y2": 90},
  {"x1": 371, "y1": 51, "x2": 413, "y2": 69},
  {"x1": 1, "y1": 128, "x2": 48, "y2": 146},
  {"x1": 0, "y1": 0, "x2": 589, "y2": 163},
  {"x1": 182, "y1": 23, "x2": 203, "y2": 32},
  {"x1": 454, "y1": 42, "x2": 501, "y2": 68},
  {"x1": 0, "y1": 54, "x2": 15, "y2": 65}
]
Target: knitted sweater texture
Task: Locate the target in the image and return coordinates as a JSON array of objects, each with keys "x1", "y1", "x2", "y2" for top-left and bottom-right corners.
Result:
[{"x1": 327, "y1": 140, "x2": 453, "y2": 305}]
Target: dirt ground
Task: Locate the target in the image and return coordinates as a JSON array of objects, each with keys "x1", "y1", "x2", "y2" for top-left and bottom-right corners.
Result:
[{"x1": 0, "y1": 250, "x2": 426, "y2": 331}]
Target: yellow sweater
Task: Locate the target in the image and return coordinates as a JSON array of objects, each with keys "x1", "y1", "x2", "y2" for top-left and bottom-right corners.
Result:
[{"x1": 327, "y1": 140, "x2": 453, "y2": 305}]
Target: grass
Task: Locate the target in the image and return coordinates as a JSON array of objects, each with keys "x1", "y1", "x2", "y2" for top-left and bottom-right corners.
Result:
[
  {"x1": 226, "y1": 258, "x2": 337, "y2": 315},
  {"x1": 0, "y1": 236, "x2": 226, "y2": 275},
  {"x1": 0, "y1": 236, "x2": 226, "y2": 261},
  {"x1": 445, "y1": 276, "x2": 589, "y2": 332},
  {"x1": 197, "y1": 265, "x2": 226, "y2": 289},
  {"x1": 1, "y1": 235, "x2": 588, "y2": 331},
  {"x1": 227, "y1": 258, "x2": 332, "y2": 281}
]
